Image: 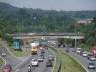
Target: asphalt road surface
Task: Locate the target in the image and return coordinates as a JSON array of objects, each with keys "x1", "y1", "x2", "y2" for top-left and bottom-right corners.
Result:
[
  {"x1": 66, "y1": 48, "x2": 96, "y2": 72},
  {"x1": 0, "y1": 40, "x2": 54, "y2": 72},
  {"x1": 0, "y1": 42, "x2": 21, "y2": 71},
  {"x1": 47, "y1": 42, "x2": 96, "y2": 72},
  {"x1": 15, "y1": 48, "x2": 52, "y2": 72}
]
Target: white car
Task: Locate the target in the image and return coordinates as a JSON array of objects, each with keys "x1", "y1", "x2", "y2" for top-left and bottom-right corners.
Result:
[
  {"x1": 88, "y1": 62, "x2": 95, "y2": 69},
  {"x1": 90, "y1": 56, "x2": 96, "y2": 61},
  {"x1": 1, "y1": 52, "x2": 6, "y2": 57},
  {"x1": 31, "y1": 58, "x2": 38, "y2": 67},
  {"x1": 83, "y1": 52, "x2": 88, "y2": 57},
  {"x1": 40, "y1": 47, "x2": 43, "y2": 50},
  {"x1": 76, "y1": 48, "x2": 81, "y2": 54}
]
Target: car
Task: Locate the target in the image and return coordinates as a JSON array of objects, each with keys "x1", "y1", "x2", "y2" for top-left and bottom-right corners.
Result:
[
  {"x1": 48, "y1": 54, "x2": 54, "y2": 61},
  {"x1": 66, "y1": 48, "x2": 69, "y2": 53},
  {"x1": 38, "y1": 56, "x2": 44, "y2": 62},
  {"x1": 46, "y1": 61, "x2": 53, "y2": 67},
  {"x1": 2, "y1": 64, "x2": 12, "y2": 72},
  {"x1": 27, "y1": 65, "x2": 31, "y2": 72},
  {"x1": 89, "y1": 56, "x2": 96, "y2": 61},
  {"x1": 72, "y1": 48, "x2": 76, "y2": 52},
  {"x1": 76, "y1": 48, "x2": 81, "y2": 54},
  {"x1": 79, "y1": 50, "x2": 83, "y2": 56},
  {"x1": 40, "y1": 54, "x2": 44, "y2": 59},
  {"x1": 40, "y1": 47, "x2": 43, "y2": 50},
  {"x1": 82, "y1": 52, "x2": 88, "y2": 57},
  {"x1": 49, "y1": 54, "x2": 53, "y2": 57},
  {"x1": 28, "y1": 69, "x2": 31, "y2": 72},
  {"x1": 2, "y1": 52, "x2": 6, "y2": 57},
  {"x1": 31, "y1": 58, "x2": 38, "y2": 67},
  {"x1": 41, "y1": 49, "x2": 45, "y2": 54},
  {"x1": 87, "y1": 53, "x2": 93, "y2": 60},
  {"x1": 28, "y1": 65, "x2": 31, "y2": 69},
  {"x1": 88, "y1": 62, "x2": 95, "y2": 69}
]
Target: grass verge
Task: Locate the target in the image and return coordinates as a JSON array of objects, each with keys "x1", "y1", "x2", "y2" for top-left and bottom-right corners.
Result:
[
  {"x1": 48, "y1": 48, "x2": 60, "y2": 72},
  {"x1": 0, "y1": 58, "x2": 3, "y2": 68},
  {"x1": 0, "y1": 58, "x2": 3, "y2": 65},
  {"x1": 9, "y1": 46, "x2": 30, "y2": 57},
  {"x1": 50, "y1": 48, "x2": 86, "y2": 72}
]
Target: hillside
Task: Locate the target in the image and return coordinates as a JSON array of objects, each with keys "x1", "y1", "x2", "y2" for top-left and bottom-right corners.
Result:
[
  {"x1": 0, "y1": 2, "x2": 96, "y2": 48},
  {"x1": 0, "y1": 2, "x2": 96, "y2": 33}
]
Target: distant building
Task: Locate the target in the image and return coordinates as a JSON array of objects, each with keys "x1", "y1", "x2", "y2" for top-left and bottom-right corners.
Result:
[{"x1": 77, "y1": 19, "x2": 93, "y2": 24}]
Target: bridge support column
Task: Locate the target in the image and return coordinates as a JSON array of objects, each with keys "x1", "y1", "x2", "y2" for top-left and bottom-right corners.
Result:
[{"x1": 75, "y1": 39, "x2": 77, "y2": 48}]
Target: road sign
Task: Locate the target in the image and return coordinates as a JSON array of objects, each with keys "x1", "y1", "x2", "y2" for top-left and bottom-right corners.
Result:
[
  {"x1": 24, "y1": 38, "x2": 30, "y2": 48},
  {"x1": 13, "y1": 41, "x2": 20, "y2": 49},
  {"x1": 92, "y1": 47, "x2": 96, "y2": 55}
]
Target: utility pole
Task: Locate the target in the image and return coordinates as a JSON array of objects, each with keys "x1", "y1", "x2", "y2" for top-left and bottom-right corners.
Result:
[
  {"x1": 74, "y1": 17, "x2": 77, "y2": 48},
  {"x1": 21, "y1": 19, "x2": 23, "y2": 34}
]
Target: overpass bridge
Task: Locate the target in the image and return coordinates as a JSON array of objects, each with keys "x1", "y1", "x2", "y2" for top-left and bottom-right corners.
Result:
[{"x1": 9, "y1": 33, "x2": 84, "y2": 39}]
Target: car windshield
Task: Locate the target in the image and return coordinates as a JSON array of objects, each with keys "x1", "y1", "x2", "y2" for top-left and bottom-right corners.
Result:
[
  {"x1": 4, "y1": 65, "x2": 11, "y2": 69},
  {"x1": 33, "y1": 58, "x2": 37, "y2": 61},
  {"x1": 89, "y1": 63, "x2": 94, "y2": 65}
]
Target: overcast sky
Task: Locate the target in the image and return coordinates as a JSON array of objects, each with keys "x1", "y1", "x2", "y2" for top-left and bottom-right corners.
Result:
[{"x1": 0, "y1": 0, "x2": 96, "y2": 11}]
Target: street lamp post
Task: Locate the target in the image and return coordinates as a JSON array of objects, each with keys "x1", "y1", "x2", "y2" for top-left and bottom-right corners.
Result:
[{"x1": 74, "y1": 17, "x2": 77, "y2": 48}]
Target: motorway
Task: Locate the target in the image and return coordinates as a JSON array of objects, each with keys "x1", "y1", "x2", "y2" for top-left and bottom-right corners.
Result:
[
  {"x1": 0, "y1": 42, "x2": 21, "y2": 71},
  {"x1": 50, "y1": 44, "x2": 96, "y2": 72},
  {"x1": 1, "y1": 39, "x2": 95, "y2": 72},
  {"x1": 67, "y1": 48, "x2": 96, "y2": 72},
  {"x1": 15, "y1": 49, "x2": 52, "y2": 72},
  {"x1": 47, "y1": 42, "x2": 96, "y2": 72},
  {"x1": 0, "y1": 40, "x2": 54, "y2": 72}
]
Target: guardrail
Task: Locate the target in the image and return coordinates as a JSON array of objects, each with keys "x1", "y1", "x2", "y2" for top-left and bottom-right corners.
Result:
[
  {"x1": 45, "y1": 45, "x2": 62, "y2": 72},
  {"x1": 58, "y1": 62, "x2": 61, "y2": 72}
]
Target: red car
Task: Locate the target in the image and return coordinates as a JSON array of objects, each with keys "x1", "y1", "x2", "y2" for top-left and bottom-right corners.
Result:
[{"x1": 2, "y1": 64, "x2": 12, "y2": 72}]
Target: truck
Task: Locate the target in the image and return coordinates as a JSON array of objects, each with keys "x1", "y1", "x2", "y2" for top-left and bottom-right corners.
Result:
[{"x1": 30, "y1": 42, "x2": 39, "y2": 55}]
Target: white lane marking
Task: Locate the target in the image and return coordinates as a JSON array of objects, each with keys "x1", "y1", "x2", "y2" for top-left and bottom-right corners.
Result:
[
  {"x1": 49, "y1": 48, "x2": 56, "y2": 72},
  {"x1": 59, "y1": 49, "x2": 89, "y2": 72},
  {"x1": 69, "y1": 53, "x2": 89, "y2": 72},
  {"x1": 1, "y1": 42, "x2": 17, "y2": 57},
  {"x1": 14, "y1": 55, "x2": 31, "y2": 69},
  {"x1": 0, "y1": 56, "x2": 6, "y2": 65},
  {"x1": 0, "y1": 42, "x2": 24, "y2": 61}
]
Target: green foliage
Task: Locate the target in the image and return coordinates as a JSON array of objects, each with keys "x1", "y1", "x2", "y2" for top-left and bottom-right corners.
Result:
[
  {"x1": 0, "y1": 32, "x2": 13, "y2": 45},
  {"x1": 0, "y1": 3, "x2": 96, "y2": 47}
]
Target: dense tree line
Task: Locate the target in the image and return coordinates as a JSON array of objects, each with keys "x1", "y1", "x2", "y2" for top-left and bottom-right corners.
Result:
[{"x1": 0, "y1": 3, "x2": 96, "y2": 47}]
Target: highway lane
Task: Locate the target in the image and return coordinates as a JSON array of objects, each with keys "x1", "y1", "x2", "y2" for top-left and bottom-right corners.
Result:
[
  {"x1": 32, "y1": 49, "x2": 52, "y2": 72},
  {"x1": 0, "y1": 42, "x2": 21, "y2": 71},
  {"x1": 56, "y1": 47, "x2": 96, "y2": 72},
  {"x1": 47, "y1": 42, "x2": 96, "y2": 72},
  {"x1": 68, "y1": 48, "x2": 96, "y2": 72},
  {"x1": 15, "y1": 47, "x2": 53, "y2": 72},
  {"x1": 0, "y1": 40, "x2": 54, "y2": 72}
]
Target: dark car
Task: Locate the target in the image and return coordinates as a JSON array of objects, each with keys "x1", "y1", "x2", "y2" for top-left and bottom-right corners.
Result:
[
  {"x1": 38, "y1": 56, "x2": 44, "y2": 62},
  {"x1": 72, "y1": 48, "x2": 76, "y2": 52},
  {"x1": 66, "y1": 48, "x2": 69, "y2": 53},
  {"x1": 41, "y1": 49, "x2": 45, "y2": 54},
  {"x1": 46, "y1": 61, "x2": 53, "y2": 67},
  {"x1": 40, "y1": 54, "x2": 44, "y2": 59},
  {"x1": 2, "y1": 64, "x2": 12, "y2": 72},
  {"x1": 88, "y1": 62, "x2": 95, "y2": 69},
  {"x1": 87, "y1": 53, "x2": 93, "y2": 60}
]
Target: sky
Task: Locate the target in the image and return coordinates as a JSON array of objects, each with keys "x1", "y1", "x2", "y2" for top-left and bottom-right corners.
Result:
[{"x1": 0, "y1": 0, "x2": 96, "y2": 11}]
